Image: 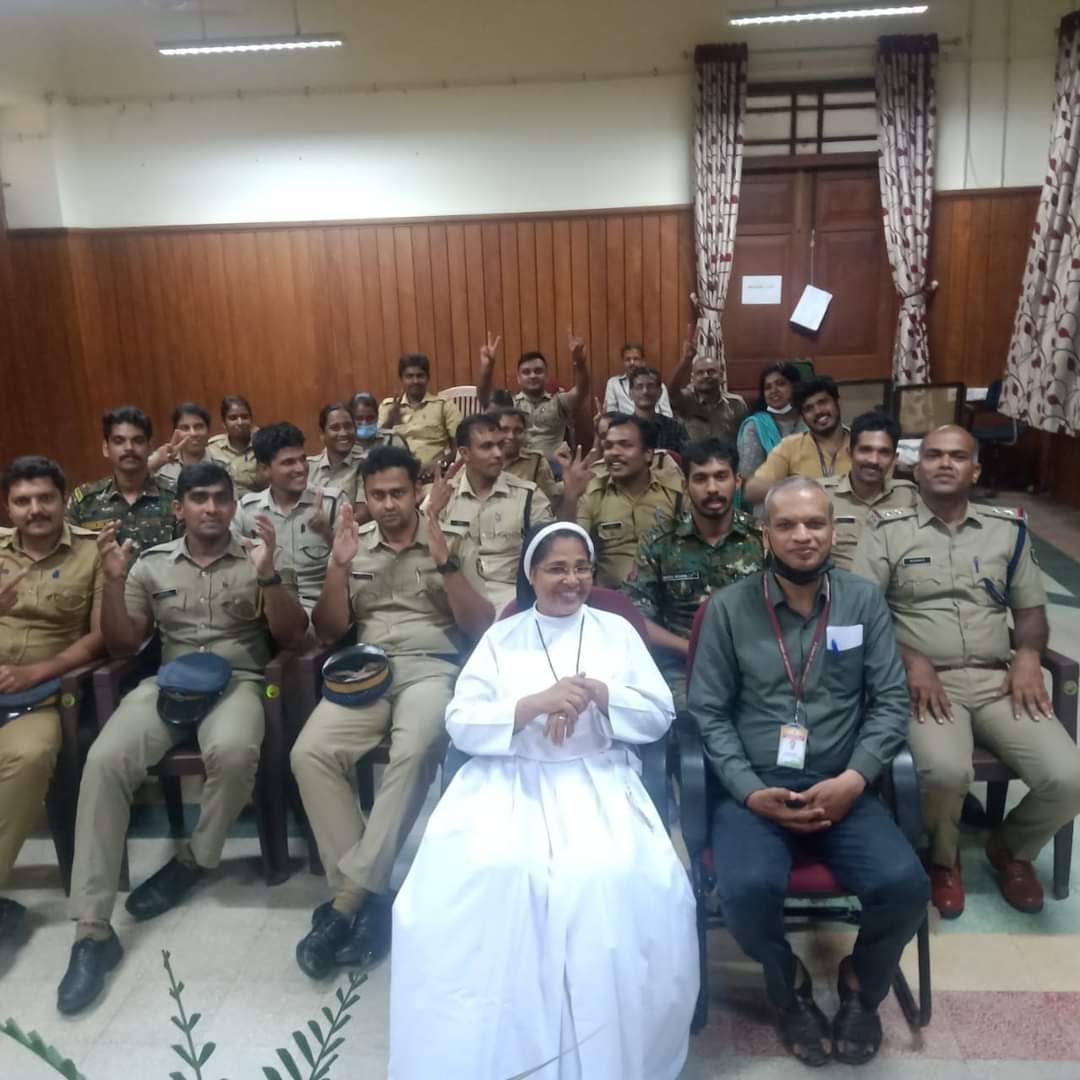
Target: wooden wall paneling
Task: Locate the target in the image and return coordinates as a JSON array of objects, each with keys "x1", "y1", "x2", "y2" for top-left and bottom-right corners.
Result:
[
  {"x1": 961, "y1": 197, "x2": 993, "y2": 386},
  {"x1": 624, "y1": 215, "x2": 644, "y2": 345},
  {"x1": 341, "y1": 228, "x2": 370, "y2": 391},
  {"x1": 677, "y1": 212, "x2": 694, "y2": 357},
  {"x1": 568, "y1": 218, "x2": 590, "y2": 385},
  {"x1": 587, "y1": 217, "x2": 608, "y2": 377},
  {"x1": 605, "y1": 216, "x2": 626, "y2": 367},
  {"x1": 462, "y1": 223, "x2": 487, "y2": 386},
  {"x1": 640, "y1": 214, "x2": 662, "y2": 364},
  {"x1": 410, "y1": 226, "x2": 439, "y2": 383},
  {"x1": 375, "y1": 226, "x2": 402, "y2": 373},
  {"x1": 499, "y1": 221, "x2": 522, "y2": 378},
  {"x1": 480, "y1": 223, "x2": 504, "y2": 385},
  {"x1": 313, "y1": 228, "x2": 347, "y2": 396},
  {"x1": 201, "y1": 232, "x2": 239, "y2": 397},
  {"x1": 552, "y1": 219, "x2": 574, "y2": 379},
  {"x1": 393, "y1": 226, "x2": 419, "y2": 359},
  {"x1": 287, "y1": 229, "x2": 320, "y2": 414},
  {"x1": 517, "y1": 221, "x2": 538, "y2": 354},
  {"x1": 444, "y1": 224, "x2": 472, "y2": 389},
  {"x1": 357, "y1": 228, "x2": 386, "y2": 395},
  {"x1": 534, "y1": 219, "x2": 557, "y2": 368},
  {"x1": 658, "y1": 212, "x2": 680, "y2": 374}
]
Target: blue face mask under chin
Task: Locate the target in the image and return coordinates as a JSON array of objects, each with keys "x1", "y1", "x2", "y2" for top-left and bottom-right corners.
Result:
[{"x1": 355, "y1": 423, "x2": 379, "y2": 440}]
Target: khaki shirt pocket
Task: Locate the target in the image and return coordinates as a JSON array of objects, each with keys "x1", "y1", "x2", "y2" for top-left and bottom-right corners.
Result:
[
  {"x1": 49, "y1": 586, "x2": 92, "y2": 617},
  {"x1": 895, "y1": 558, "x2": 943, "y2": 603},
  {"x1": 221, "y1": 594, "x2": 261, "y2": 623}
]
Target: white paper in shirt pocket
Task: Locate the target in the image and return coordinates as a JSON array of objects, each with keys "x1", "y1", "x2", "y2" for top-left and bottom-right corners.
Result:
[{"x1": 826, "y1": 624, "x2": 864, "y2": 651}]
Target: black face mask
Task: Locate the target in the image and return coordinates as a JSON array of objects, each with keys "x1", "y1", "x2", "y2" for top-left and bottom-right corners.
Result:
[{"x1": 769, "y1": 552, "x2": 833, "y2": 585}]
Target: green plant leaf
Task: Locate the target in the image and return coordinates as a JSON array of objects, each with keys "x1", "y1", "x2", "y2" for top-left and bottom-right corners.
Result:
[
  {"x1": 170, "y1": 1072, "x2": 186, "y2": 1080},
  {"x1": 313, "y1": 1054, "x2": 338, "y2": 1080},
  {"x1": 262, "y1": 1069, "x2": 283, "y2": 1080},
  {"x1": 172, "y1": 1042, "x2": 197, "y2": 1068},
  {"x1": 197, "y1": 1041, "x2": 216, "y2": 1066},
  {"x1": 321, "y1": 1007, "x2": 335, "y2": 1027},
  {"x1": 171, "y1": 1017, "x2": 187, "y2": 1033},
  {"x1": 291, "y1": 1031, "x2": 314, "y2": 1067},
  {"x1": 307, "y1": 1020, "x2": 324, "y2": 1046},
  {"x1": 275, "y1": 1047, "x2": 303, "y2": 1080},
  {"x1": 189, "y1": 1012, "x2": 202, "y2": 1030}
]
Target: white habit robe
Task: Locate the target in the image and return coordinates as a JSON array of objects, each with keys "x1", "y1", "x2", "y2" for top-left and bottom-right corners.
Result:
[{"x1": 389, "y1": 604, "x2": 699, "y2": 1080}]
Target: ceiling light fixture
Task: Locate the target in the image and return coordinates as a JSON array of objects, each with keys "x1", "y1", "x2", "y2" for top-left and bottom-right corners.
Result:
[
  {"x1": 157, "y1": 0, "x2": 343, "y2": 56},
  {"x1": 729, "y1": 4, "x2": 928, "y2": 26}
]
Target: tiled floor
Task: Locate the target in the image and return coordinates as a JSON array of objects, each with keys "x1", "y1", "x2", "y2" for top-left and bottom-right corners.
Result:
[{"x1": 3, "y1": 496, "x2": 1080, "y2": 1079}]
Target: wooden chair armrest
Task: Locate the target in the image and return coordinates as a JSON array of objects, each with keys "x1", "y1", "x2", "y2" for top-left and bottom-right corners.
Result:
[
  {"x1": 91, "y1": 655, "x2": 141, "y2": 729},
  {"x1": 1041, "y1": 645, "x2": 1079, "y2": 741},
  {"x1": 58, "y1": 660, "x2": 106, "y2": 695}
]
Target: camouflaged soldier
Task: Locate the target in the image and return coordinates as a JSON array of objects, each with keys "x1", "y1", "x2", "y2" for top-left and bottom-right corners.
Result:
[
  {"x1": 625, "y1": 438, "x2": 764, "y2": 708},
  {"x1": 820, "y1": 411, "x2": 916, "y2": 571},
  {"x1": 66, "y1": 407, "x2": 179, "y2": 554},
  {"x1": 852, "y1": 426, "x2": 1080, "y2": 920}
]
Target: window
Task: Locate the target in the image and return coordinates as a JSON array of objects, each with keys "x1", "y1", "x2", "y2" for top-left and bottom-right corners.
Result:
[{"x1": 744, "y1": 78, "x2": 877, "y2": 158}]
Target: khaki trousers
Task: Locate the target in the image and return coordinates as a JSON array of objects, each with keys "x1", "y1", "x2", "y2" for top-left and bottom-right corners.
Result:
[
  {"x1": 69, "y1": 675, "x2": 265, "y2": 925},
  {"x1": 290, "y1": 654, "x2": 455, "y2": 896},
  {"x1": 909, "y1": 667, "x2": 1080, "y2": 866},
  {"x1": 0, "y1": 707, "x2": 61, "y2": 884}
]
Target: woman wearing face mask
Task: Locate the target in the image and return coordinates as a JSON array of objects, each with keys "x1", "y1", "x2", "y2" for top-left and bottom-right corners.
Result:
[
  {"x1": 736, "y1": 362, "x2": 806, "y2": 482},
  {"x1": 207, "y1": 394, "x2": 266, "y2": 497},
  {"x1": 349, "y1": 392, "x2": 411, "y2": 456},
  {"x1": 389, "y1": 522, "x2": 697, "y2": 1080}
]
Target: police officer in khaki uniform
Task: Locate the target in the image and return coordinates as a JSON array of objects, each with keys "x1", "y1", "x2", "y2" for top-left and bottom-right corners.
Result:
[
  {"x1": 476, "y1": 330, "x2": 591, "y2": 460},
  {"x1": 292, "y1": 445, "x2": 494, "y2": 978},
  {"x1": 563, "y1": 414, "x2": 685, "y2": 588},
  {"x1": 307, "y1": 402, "x2": 366, "y2": 505},
  {"x1": 821, "y1": 411, "x2": 917, "y2": 571},
  {"x1": 494, "y1": 407, "x2": 562, "y2": 502},
  {"x1": 430, "y1": 414, "x2": 554, "y2": 613},
  {"x1": 853, "y1": 426, "x2": 1080, "y2": 919},
  {"x1": 67, "y1": 406, "x2": 179, "y2": 553},
  {"x1": 0, "y1": 456, "x2": 105, "y2": 942},
  {"x1": 589, "y1": 411, "x2": 685, "y2": 486},
  {"x1": 59, "y1": 461, "x2": 308, "y2": 1015},
  {"x1": 378, "y1": 354, "x2": 462, "y2": 481},
  {"x1": 235, "y1": 422, "x2": 341, "y2": 612},
  {"x1": 207, "y1": 394, "x2": 265, "y2": 499},
  {"x1": 150, "y1": 401, "x2": 215, "y2": 486}
]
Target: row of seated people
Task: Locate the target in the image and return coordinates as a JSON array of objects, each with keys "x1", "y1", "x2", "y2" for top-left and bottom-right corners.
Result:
[{"x1": 0, "y1": 358, "x2": 1078, "y2": 1073}]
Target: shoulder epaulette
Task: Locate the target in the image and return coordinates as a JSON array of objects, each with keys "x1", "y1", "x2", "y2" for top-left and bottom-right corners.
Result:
[
  {"x1": 873, "y1": 507, "x2": 917, "y2": 525},
  {"x1": 238, "y1": 491, "x2": 263, "y2": 507},
  {"x1": 305, "y1": 453, "x2": 322, "y2": 464},
  {"x1": 207, "y1": 433, "x2": 228, "y2": 446},
  {"x1": 69, "y1": 524, "x2": 100, "y2": 540},
  {"x1": 71, "y1": 478, "x2": 108, "y2": 502},
  {"x1": 977, "y1": 505, "x2": 1025, "y2": 522},
  {"x1": 0, "y1": 526, "x2": 14, "y2": 540},
  {"x1": 357, "y1": 520, "x2": 379, "y2": 535},
  {"x1": 140, "y1": 538, "x2": 178, "y2": 557},
  {"x1": 502, "y1": 473, "x2": 536, "y2": 492}
]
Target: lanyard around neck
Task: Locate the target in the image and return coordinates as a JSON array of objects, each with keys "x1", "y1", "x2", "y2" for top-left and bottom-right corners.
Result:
[{"x1": 761, "y1": 574, "x2": 831, "y2": 712}]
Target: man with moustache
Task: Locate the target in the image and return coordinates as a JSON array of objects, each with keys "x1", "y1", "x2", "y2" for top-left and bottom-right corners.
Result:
[
  {"x1": 0, "y1": 456, "x2": 105, "y2": 944},
  {"x1": 67, "y1": 407, "x2": 180, "y2": 553},
  {"x1": 853, "y1": 425, "x2": 1080, "y2": 919},
  {"x1": 628, "y1": 366, "x2": 690, "y2": 457},
  {"x1": 603, "y1": 341, "x2": 674, "y2": 417},
  {"x1": 379, "y1": 355, "x2": 462, "y2": 483},
  {"x1": 690, "y1": 476, "x2": 925, "y2": 1067},
  {"x1": 562, "y1": 414, "x2": 685, "y2": 589},
  {"x1": 669, "y1": 335, "x2": 748, "y2": 443},
  {"x1": 625, "y1": 438, "x2": 764, "y2": 709},
  {"x1": 743, "y1": 377, "x2": 851, "y2": 505},
  {"x1": 59, "y1": 462, "x2": 308, "y2": 1013},
  {"x1": 821, "y1": 411, "x2": 916, "y2": 571}
]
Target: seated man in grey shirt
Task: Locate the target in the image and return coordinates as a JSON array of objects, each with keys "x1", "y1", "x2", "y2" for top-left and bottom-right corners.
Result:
[{"x1": 688, "y1": 476, "x2": 928, "y2": 1068}]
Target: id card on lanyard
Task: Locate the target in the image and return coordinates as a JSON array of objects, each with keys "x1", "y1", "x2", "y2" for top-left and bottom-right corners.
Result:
[{"x1": 763, "y1": 574, "x2": 831, "y2": 770}]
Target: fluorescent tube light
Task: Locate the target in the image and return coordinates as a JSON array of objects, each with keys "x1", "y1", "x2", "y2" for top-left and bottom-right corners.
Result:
[
  {"x1": 730, "y1": 4, "x2": 927, "y2": 25},
  {"x1": 158, "y1": 35, "x2": 343, "y2": 56}
]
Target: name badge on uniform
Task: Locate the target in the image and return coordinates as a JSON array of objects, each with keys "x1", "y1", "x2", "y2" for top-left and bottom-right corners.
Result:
[
  {"x1": 597, "y1": 521, "x2": 624, "y2": 538},
  {"x1": 152, "y1": 588, "x2": 178, "y2": 599},
  {"x1": 450, "y1": 520, "x2": 471, "y2": 529},
  {"x1": 351, "y1": 571, "x2": 374, "y2": 581},
  {"x1": 662, "y1": 572, "x2": 700, "y2": 583},
  {"x1": 902, "y1": 556, "x2": 931, "y2": 566},
  {"x1": 834, "y1": 515, "x2": 856, "y2": 524},
  {"x1": 777, "y1": 723, "x2": 808, "y2": 769}
]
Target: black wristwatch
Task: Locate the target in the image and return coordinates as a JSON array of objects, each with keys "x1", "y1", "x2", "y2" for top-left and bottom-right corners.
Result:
[
  {"x1": 435, "y1": 557, "x2": 460, "y2": 576},
  {"x1": 257, "y1": 572, "x2": 283, "y2": 588}
]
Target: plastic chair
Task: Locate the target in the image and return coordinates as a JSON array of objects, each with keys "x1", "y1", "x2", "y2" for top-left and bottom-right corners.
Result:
[
  {"x1": 893, "y1": 382, "x2": 966, "y2": 438},
  {"x1": 836, "y1": 379, "x2": 892, "y2": 426},
  {"x1": 963, "y1": 379, "x2": 1030, "y2": 493},
  {"x1": 439, "y1": 385, "x2": 482, "y2": 418},
  {"x1": 680, "y1": 601, "x2": 931, "y2": 1033},
  {"x1": 443, "y1": 587, "x2": 669, "y2": 817},
  {"x1": 92, "y1": 642, "x2": 294, "y2": 888}
]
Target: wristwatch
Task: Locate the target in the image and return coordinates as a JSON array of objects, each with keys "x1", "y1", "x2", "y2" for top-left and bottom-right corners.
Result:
[
  {"x1": 257, "y1": 573, "x2": 283, "y2": 588},
  {"x1": 434, "y1": 557, "x2": 460, "y2": 576}
]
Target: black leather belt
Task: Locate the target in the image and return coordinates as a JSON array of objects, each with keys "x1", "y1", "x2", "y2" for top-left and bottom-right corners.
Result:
[{"x1": 933, "y1": 662, "x2": 1009, "y2": 673}]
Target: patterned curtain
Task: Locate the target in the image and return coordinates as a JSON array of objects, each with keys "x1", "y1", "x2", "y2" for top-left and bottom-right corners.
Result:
[
  {"x1": 876, "y1": 34, "x2": 938, "y2": 385},
  {"x1": 1003, "y1": 13, "x2": 1080, "y2": 436},
  {"x1": 693, "y1": 43, "x2": 748, "y2": 391}
]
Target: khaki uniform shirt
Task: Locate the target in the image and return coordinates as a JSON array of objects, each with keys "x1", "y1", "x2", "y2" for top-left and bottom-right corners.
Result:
[
  {"x1": 66, "y1": 474, "x2": 179, "y2": 554},
  {"x1": 207, "y1": 434, "x2": 265, "y2": 499},
  {"x1": 155, "y1": 450, "x2": 215, "y2": 489},
  {"x1": 675, "y1": 388, "x2": 749, "y2": 443},
  {"x1": 308, "y1": 433, "x2": 409, "y2": 505},
  {"x1": 348, "y1": 513, "x2": 466, "y2": 659},
  {"x1": 125, "y1": 536, "x2": 278, "y2": 673},
  {"x1": 576, "y1": 471, "x2": 685, "y2": 588},
  {"x1": 504, "y1": 450, "x2": 562, "y2": 502},
  {"x1": 437, "y1": 469, "x2": 554, "y2": 611},
  {"x1": 0, "y1": 525, "x2": 102, "y2": 666},
  {"x1": 513, "y1": 390, "x2": 574, "y2": 459},
  {"x1": 851, "y1": 498, "x2": 1046, "y2": 669},
  {"x1": 234, "y1": 486, "x2": 341, "y2": 611},
  {"x1": 821, "y1": 474, "x2": 918, "y2": 571},
  {"x1": 751, "y1": 429, "x2": 852, "y2": 487},
  {"x1": 593, "y1": 449, "x2": 684, "y2": 485},
  {"x1": 377, "y1": 393, "x2": 462, "y2": 468}
]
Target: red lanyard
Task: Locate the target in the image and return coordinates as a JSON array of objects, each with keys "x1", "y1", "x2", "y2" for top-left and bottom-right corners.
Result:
[{"x1": 762, "y1": 573, "x2": 831, "y2": 722}]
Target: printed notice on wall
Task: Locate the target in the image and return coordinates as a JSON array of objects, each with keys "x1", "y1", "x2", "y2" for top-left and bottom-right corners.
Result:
[{"x1": 741, "y1": 275, "x2": 783, "y2": 305}]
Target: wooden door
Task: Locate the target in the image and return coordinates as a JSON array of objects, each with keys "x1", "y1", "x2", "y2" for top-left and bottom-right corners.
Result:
[{"x1": 722, "y1": 161, "x2": 896, "y2": 396}]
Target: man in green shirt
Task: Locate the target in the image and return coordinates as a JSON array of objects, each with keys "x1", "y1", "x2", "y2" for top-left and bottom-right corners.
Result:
[{"x1": 688, "y1": 476, "x2": 927, "y2": 1068}]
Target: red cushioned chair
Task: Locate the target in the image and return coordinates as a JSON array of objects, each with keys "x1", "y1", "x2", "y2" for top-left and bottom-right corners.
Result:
[
  {"x1": 679, "y1": 601, "x2": 931, "y2": 1033},
  {"x1": 441, "y1": 587, "x2": 669, "y2": 817}
]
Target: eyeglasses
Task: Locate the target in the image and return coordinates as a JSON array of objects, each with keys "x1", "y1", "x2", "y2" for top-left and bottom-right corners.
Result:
[{"x1": 537, "y1": 562, "x2": 595, "y2": 581}]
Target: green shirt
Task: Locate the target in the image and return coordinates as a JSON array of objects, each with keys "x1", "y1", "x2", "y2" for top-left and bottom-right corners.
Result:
[
  {"x1": 66, "y1": 474, "x2": 180, "y2": 554},
  {"x1": 688, "y1": 569, "x2": 909, "y2": 804}
]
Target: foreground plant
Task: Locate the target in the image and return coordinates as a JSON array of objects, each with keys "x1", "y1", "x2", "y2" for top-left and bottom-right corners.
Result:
[{"x1": 0, "y1": 1018, "x2": 87, "y2": 1080}]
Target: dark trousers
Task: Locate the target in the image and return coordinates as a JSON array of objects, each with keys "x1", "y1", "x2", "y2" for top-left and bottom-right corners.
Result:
[{"x1": 711, "y1": 769, "x2": 929, "y2": 1012}]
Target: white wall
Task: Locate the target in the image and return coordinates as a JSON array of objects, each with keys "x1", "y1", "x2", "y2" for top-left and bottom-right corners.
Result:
[{"x1": 0, "y1": 0, "x2": 1071, "y2": 229}]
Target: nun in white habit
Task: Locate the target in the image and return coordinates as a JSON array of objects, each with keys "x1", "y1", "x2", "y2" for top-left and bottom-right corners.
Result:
[{"x1": 389, "y1": 522, "x2": 698, "y2": 1080}]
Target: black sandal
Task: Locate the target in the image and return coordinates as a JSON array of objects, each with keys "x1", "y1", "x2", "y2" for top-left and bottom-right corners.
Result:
[
  {"x1": 779, "y1": 968, "x2": 831, "y2": 1068},
  {"x1": 832, "y1": 957, "x2": 883, "y2": 1066}
]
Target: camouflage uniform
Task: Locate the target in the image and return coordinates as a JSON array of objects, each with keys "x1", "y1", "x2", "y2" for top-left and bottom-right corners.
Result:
[
  {"x1": 66, "y1": 474, "x2": 180, "y2": 554},
  {"x1": 624, "y1": 509, "x2": 765, "y2": 707}
]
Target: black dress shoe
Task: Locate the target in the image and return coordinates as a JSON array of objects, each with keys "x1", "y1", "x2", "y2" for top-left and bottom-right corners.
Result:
[
  {"x1": 0, "y1": 897, "x2": 27, "y2": 942},
  {"x1": 57, "y1": 932, "x2": 123, "y2": 1015},
  {"x1": 334, "y1": 899, "x2": 392, "y2": 967},
  {"x1": 296, "y1": 909, "x2": 352, "y2": 979},
  {"x1": 125, "y1": 857, "x2": 204, "y2": 921},
  {"x1": 311, "y1": 900, "x2": 335, "y2": 929}
]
